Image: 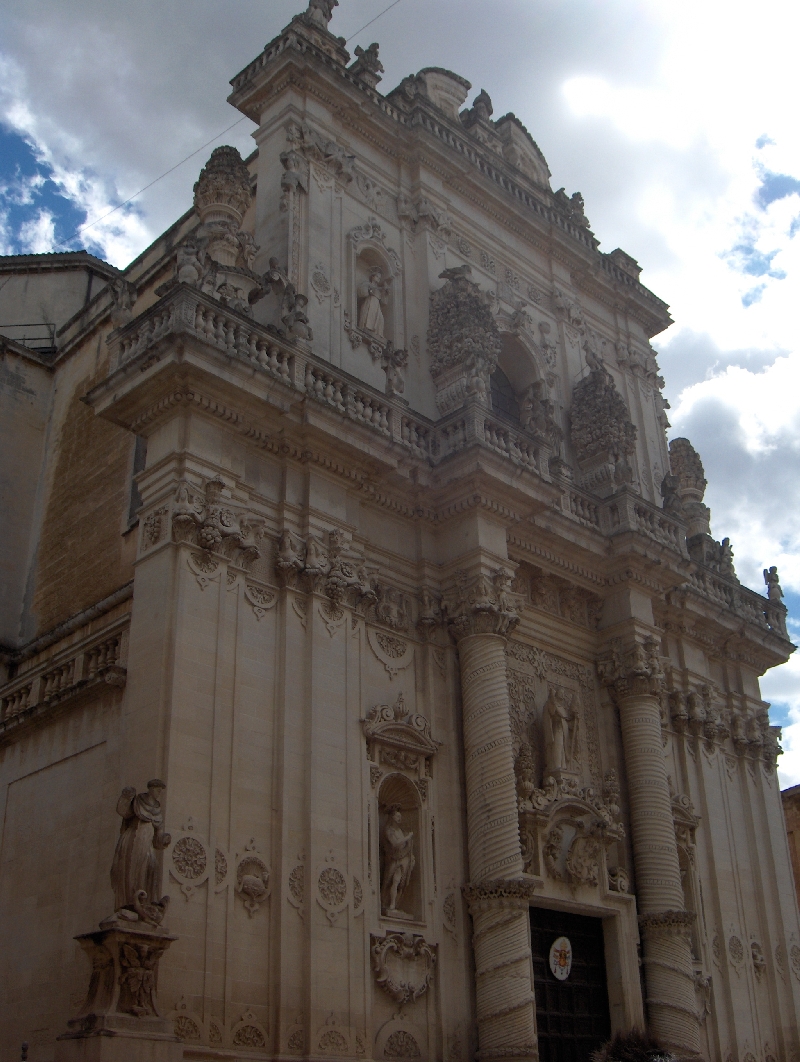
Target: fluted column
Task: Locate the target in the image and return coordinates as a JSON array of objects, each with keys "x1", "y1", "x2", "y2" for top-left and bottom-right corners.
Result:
[
  {"x1": 599, "y1": 637, "x2": 701, "y2": 1060},
  {"x1": 448, "y1": 569, "x2": 539, "y2": 1062}
]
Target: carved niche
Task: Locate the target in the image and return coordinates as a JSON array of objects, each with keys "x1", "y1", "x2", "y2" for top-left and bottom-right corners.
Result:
[{"x1": 346, "y1": 217, "x2": 403, "y2": 359}]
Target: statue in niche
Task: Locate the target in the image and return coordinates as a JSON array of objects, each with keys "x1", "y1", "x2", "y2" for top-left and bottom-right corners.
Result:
[
  {"x1": 542, "y1": 687, "x2": 579, "y2": 778},
  {"x1": 110, "y1": 779, "x2": 171, "y2": 925},
  {"x1": 357, "y1": 267, "x2": 390, "y2": 338},
  {"x1": 380, "y1": 804, "x2": 415, "y2": 918}
]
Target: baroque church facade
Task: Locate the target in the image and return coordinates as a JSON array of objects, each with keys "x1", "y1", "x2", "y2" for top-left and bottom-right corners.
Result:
[{"x1": 0, "y1": 3, "x2": 797, "y2": 1062}]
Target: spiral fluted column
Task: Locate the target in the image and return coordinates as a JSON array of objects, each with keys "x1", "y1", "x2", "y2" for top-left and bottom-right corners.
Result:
[
  {"x1": 449, "y1": 569, "x2": 539, "y2": 1062},
  {"x1": 599, "y1": 638, "x2": 701, "y2": 1060}
]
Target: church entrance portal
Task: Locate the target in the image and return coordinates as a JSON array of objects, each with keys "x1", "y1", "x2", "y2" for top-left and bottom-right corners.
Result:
[{"x1": 529, "y1": 907, "x2": 612, "y2": 1062}]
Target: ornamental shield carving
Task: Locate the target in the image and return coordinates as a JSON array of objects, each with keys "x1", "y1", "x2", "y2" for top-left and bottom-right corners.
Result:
[{"x1": 370, "y1": 930, "x2": 437, "y2": 1004}]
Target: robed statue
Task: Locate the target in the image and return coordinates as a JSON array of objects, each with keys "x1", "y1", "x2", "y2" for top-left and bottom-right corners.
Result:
[
  {"x1": 542, "y1": 687, "x2": 579, "y2": 777},
  {"x1": 380, "y1": 804, "x2": 415, "y2": 918},
  {"x1": 110, "y1": 779, "x2": 172, "y2": 925}
]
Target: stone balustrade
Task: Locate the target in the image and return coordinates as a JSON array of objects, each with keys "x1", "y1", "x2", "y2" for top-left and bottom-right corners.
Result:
[{"x1": 0, "y1": 620, "x2": 128, "y2": 735}]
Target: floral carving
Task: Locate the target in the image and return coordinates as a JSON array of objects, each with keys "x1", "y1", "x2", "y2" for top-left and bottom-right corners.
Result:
[
  {"x1": 118, "y1": 942, "x2": 161, "y2": 1017},
  {"x1": 427, "y1": 265, "x2": 501, "y2": 414},
  {"x1": 234, "y1": 1025, "x2": 266, "y2": 1048},
  {"x1": 352, "y1": 876, "x2": 363, "y2": 912},
  {"x1": 728, "y1": 934, "x2": 745, "y2": 967},
  {"x1": 791, "y1": 943, "x2": 800, "y2": 981},
  {"x1": 289, "y1": 865, "x2": 305, "y2": 903},
  {"x1": 143, "y1": 508, "x2": 168, "y2": 549},
  {"x1": 319, "y1": 1030, "x2": 349, "y2": 1054},
  {"x1": 215, "y1": 849, "x2": 228, "y2": 886},
  {"x1": 288, "y1": 1030, "x2": 305, "y2": 1053},
  {"x1": 385, "y1": 1030, "x2": 421, "y2": 1058},
  {"x1": 173, "y1": 837, "x2": 206, "y2": 880},
  {"x1": 318, "y1": 867, "x2": 347, "y2": 907},
  {"x1": 370, "y1": 930, "x2": 437, "y2": 1004},
  {"x1": 174, "y1": 1015, "x2": 202, "y2": 1042},
  {"x1": 376, "y1": 632, "x2": 407, "y2": 658}
]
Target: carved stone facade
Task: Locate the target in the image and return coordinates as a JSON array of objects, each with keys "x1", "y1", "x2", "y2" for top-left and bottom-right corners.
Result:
[{"x1": 0, "y1": 4, "x2": 797, "y2": 1062}]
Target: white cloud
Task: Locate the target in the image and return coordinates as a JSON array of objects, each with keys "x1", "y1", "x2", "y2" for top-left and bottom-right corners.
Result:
[{"x1": 17, "y1": 208, "x2": 55, "y2": 253}]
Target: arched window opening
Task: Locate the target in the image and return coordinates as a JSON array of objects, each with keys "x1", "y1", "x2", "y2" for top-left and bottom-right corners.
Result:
[{"x1": 490, "y1": 366, "x2": 520, "y2": 423}]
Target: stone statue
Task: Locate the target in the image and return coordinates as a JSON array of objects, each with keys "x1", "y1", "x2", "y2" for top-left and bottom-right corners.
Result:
[
  {"x1": 306, "y1": 0, "x2": 338, "y2": 29},
  {"x1": 381, "y1": 804, "x2": 415, "y2": 917},
  {"x1": 660, "y1": 472, "x2": 683, "y2": 516},
  {"x1": 110, "y1": 779, "x2": 171, "y2": 925},
  {"x1": 542, "y1": 688, "x2": 578, "y2": 777},
  {"x1": 764, "y1": 566, "x2": 784, "y2": 602},
  {"x1": 357, "y1": 267, "x2": 389, "y2": 337},
  {"x1": 282, "y1": 289, "x2": 314, "y2": 341},
  {"x1": 382, "y1": 346, "x2": 408, "y2": 397},
  {"x1": 176, "y1": 239, "x2": 205, "y2": 286}
]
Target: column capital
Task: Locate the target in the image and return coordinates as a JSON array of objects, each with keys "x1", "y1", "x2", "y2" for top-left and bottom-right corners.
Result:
[
  {"x1": 462, "y1": 878, "x2": 542, "y2": 915},
  {"x1": 445, "y1": 567, "x2": 520, "y2": 641},
  {"x1": 597, "y1": 635, "x2": 666, "y2": 701}
]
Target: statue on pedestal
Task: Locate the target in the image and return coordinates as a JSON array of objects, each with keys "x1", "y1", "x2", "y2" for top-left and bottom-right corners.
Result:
[{"x1": 110, "y1": 779, "x2": 171, "y2": 927}]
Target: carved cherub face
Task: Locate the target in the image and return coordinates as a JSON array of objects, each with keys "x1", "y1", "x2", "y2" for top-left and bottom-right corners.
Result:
[{"x1": 369, "y1": 268, "x2": 383, "y2": 283}]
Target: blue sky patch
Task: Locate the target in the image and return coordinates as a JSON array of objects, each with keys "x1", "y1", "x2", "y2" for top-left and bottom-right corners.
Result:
[
  {"x1": 0, "y1": 125, "x2": 91, "y2": 254},
  {"x1": 755, "y1": 169, "x2": 800, "y2": 210}
]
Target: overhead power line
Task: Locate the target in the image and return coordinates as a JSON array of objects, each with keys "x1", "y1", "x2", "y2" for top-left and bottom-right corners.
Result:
[{"x1": 56, "y1": 116, "x2": 249, "y2": 249}]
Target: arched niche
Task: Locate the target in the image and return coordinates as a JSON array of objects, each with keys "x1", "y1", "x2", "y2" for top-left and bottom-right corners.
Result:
[
  {"x1": 347, "y1": 220, "x2": 403, "y2": 357},
  {"x1": 377, "y1": 773, "x2": 423, "y2": 923},
  {"x1": 490, "y1": 332, "x2": 546, "y2": 423}
]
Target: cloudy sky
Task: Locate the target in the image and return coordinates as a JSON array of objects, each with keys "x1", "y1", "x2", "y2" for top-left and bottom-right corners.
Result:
[{"x1": 1, "y1": 0, "x2": 798, "y2": 779}]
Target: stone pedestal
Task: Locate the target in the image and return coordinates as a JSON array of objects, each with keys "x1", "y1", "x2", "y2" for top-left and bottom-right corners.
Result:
[{"x1": 54, "y1": 924, "x2": 181, "y2": 1062}]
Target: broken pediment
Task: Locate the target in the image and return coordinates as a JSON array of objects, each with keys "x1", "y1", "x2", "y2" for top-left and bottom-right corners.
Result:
[{"x1": 363, "y1": 693, "x2": 440, "y2": 765}]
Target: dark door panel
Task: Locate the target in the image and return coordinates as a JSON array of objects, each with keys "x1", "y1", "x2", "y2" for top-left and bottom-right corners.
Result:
[{"x1": 529, "y1": 907, "x2": 611, "y2": 1062}]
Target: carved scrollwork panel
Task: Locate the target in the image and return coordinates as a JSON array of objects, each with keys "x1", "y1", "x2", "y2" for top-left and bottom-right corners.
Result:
[{"x1": 370, "y1": 930, "x2": 437, "y2": 1004}]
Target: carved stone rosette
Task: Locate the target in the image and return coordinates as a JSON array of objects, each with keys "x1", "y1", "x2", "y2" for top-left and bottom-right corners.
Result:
[
  {"x1": 598, "y1": 638, "x2": 701, "y2": 1058},
  {"x1": 447, "y1": 571, "x2": 538, "y2": 1062}
]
